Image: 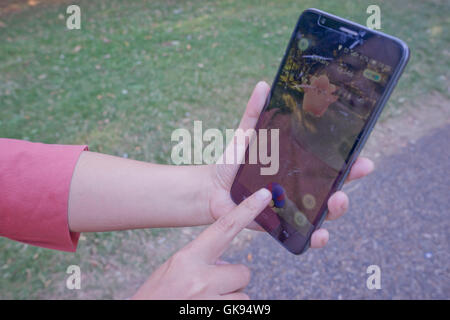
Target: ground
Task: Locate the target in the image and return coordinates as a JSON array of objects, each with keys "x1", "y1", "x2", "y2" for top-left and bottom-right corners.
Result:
[{"x1": 0, "y1": 0, "x2": 449, "y2": 299}]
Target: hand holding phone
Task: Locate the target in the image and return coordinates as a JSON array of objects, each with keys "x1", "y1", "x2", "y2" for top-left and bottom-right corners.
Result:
[
  {"x1": 207, "y1": 81, "x2": 374, "y2": 248},
  {"x1": 133, "y1": 77, "x2": 376, "y2": 298},
  {"x1": 231, "y1": 9, "x2": 409, "y2": 254}
]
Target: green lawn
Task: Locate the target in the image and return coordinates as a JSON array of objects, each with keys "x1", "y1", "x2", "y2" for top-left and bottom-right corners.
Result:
[{"x1": 0, "y1": 0, "x2": 449, "y2": 299}]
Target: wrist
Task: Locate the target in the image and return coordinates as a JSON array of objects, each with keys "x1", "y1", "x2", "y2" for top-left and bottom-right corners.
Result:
[{"x1": 194, "y1": 164, "x2": 216, "y2": 225}]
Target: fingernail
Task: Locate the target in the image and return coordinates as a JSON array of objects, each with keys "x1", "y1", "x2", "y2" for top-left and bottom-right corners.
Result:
[
  {"x1": 340, "y1": 197, "x2": 348, "y2": 212},
  {"x1": 368, "y1": 161, "x2": 375, "y2": 173},
  {"x1": 256, "y1": 81, "x2": 267, "y2": 89},
  {"x1": 255, "y1": 188, "x2": 271, "y2": 201}
]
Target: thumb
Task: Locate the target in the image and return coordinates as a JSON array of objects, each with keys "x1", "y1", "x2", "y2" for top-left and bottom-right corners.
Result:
[
  {"x1": 215, "y1": 82, "x2": 270, "y2": 188},
  {"x1": 189, "y1": 188, "x2": 272, "y2": 263}
]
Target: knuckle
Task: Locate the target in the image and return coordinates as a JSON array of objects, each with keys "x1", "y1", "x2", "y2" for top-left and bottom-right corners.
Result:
[
  {"x1": 167, "y1": 251, "x2": 210, "y2": 298},
  {"x1": 243, "y1": 197, "x2": 259, "y2": 212},
  {"x1": 215, "y1": 215, "x2": 236, "y2": 233},
  {"x1": 188, "y1": 276, "x2": 209, "y2": 296},
  {"x1": 236, "y1": 264, "x2": 251, "y2": 285},
  {"x1": 163, "y1": 247, "x2": 194, "y2": 276},
  {"x1": 189, "y1": 269, "x2": 216, "y2": 297},
  {"x1": 245, "y1": 105, "x2": 260, "y2": 119},
  {"x1": 164, "y1": 255, "x2": 180, "y2": 275},
  {"x1": 171, "y1": 248, "x2": 190, "y2": 264}
]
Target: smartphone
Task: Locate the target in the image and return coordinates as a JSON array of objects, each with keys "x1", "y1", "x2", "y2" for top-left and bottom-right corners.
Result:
[{"x1": 230, "y1": 8, "x2": 410, "y2": 254}]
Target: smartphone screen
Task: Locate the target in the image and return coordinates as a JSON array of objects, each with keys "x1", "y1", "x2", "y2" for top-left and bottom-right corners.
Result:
[{"x1": 230, "y1": 9, "x2": 409, "y2": 254}]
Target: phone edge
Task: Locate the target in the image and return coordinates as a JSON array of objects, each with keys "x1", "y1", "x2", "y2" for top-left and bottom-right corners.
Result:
[
  {"x1": 231, "y1": 8, "x2": 411, "y2": 256},
  {"x1": 297, "y1": 9, "x2": 411, "y2": 255}
]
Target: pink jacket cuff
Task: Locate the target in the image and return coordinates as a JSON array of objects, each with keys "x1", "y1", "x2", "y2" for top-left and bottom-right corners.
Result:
[{"x1": 0, "y1": 138, "x2": 88, "y2": 252}]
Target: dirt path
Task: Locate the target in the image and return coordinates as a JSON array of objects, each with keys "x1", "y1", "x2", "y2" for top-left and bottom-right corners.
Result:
[{"x1": 361, "y1": 92, "x2": 450, "y2": 162}]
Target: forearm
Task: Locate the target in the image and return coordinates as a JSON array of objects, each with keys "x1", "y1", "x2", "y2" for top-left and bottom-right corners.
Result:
[{"x1": 68, "y1": 151, "x2": 213, "y2": 232}]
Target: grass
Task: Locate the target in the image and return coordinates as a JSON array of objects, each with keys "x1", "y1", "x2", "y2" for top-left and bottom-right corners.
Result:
[{"x1": 0, "y1": 0, "x2": 449, "y2": 299}]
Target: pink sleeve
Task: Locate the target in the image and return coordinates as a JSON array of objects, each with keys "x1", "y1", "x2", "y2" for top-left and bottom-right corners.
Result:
[{"x1": 0, "y1": 138, "x2": 88, "y2": 252}]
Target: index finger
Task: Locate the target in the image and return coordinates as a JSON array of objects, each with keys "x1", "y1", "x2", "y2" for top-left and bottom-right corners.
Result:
[{"x1": 189, "y1": 188, "x2": 272, "y2": 263}]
